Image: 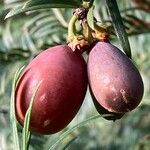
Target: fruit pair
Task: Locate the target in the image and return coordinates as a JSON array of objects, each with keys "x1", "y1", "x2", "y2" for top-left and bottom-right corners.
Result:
[{"x1": 15, "y1": 41, "x2": 144, "y2": 135}]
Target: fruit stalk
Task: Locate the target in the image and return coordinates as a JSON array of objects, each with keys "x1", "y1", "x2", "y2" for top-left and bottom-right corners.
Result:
[
  {"x1": 67, "y1": 15, "x2": 78, "y2": 42},
  {"x1": 67, "y1": 12, "x2": 89, "y2": 52}
]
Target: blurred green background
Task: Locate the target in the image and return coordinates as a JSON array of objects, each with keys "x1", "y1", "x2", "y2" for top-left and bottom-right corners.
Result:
[{"x1": 0, "y1": 0, "x2": 150, "y2": 149}]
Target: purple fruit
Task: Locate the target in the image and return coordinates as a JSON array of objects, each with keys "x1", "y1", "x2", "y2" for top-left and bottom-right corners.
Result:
[
  {"x1": 88, "y1": 42, "x2": 144, "y2": 113},
  {"x1": 15, "y1": 45, "x2": 87, "y2": 134}
]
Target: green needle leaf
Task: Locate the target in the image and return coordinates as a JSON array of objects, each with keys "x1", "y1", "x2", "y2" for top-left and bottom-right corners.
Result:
[
  {"x1": 62, "y1": 137, "x2": 78, "y2": 150},
  {"x1": 5, "y1": 0, "x2": 82, "y2": 19},
  {"x1": 48, "y1": 115, "x2": 100, "y2": 150},
  {"x1": 22, "y1": 80, "x2": 43, "y2": 150},
  {"x1": 24, "y1": 0, "x2": 82, "y2": 8},
  {"x1": 105, "y1": 0, "x2": 132, "y2": 58},
  {"x1": 10, "y1": 66, "x2": 25, "y2": 150}
]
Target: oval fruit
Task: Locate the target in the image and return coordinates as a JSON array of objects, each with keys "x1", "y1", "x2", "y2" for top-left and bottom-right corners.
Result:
[
  {"x1": 88, "y1": 42, "x2": 144, "y2": 113},
  {"x1": 15, "y1": 45, "x2": 87, "y2": 134}
]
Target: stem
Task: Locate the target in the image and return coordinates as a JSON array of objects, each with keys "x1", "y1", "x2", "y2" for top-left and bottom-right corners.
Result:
[
  {"x1": 67, "y1": 15, "x2": 78, "y2": 41},
  {"x1": 82, "y1": 21, "x2": 93, "y2": 42}
]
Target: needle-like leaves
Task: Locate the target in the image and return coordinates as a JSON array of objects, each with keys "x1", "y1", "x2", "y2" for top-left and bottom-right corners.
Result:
[
  {"x1": 5, "y1": 0, "x2": 82, "y2": 19},
  {"x1": 105, "y1": 0, "x2": 132, "y2": 58},
  {"x1": 48, "y1": 115, "x2": 100, "y2": 150},
  {"x1": 10, "y1": 66, "x2": 25, "y2": 150},
  {"x1": 22, "y1": 80, "x2": 43, "y2": 150}
]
